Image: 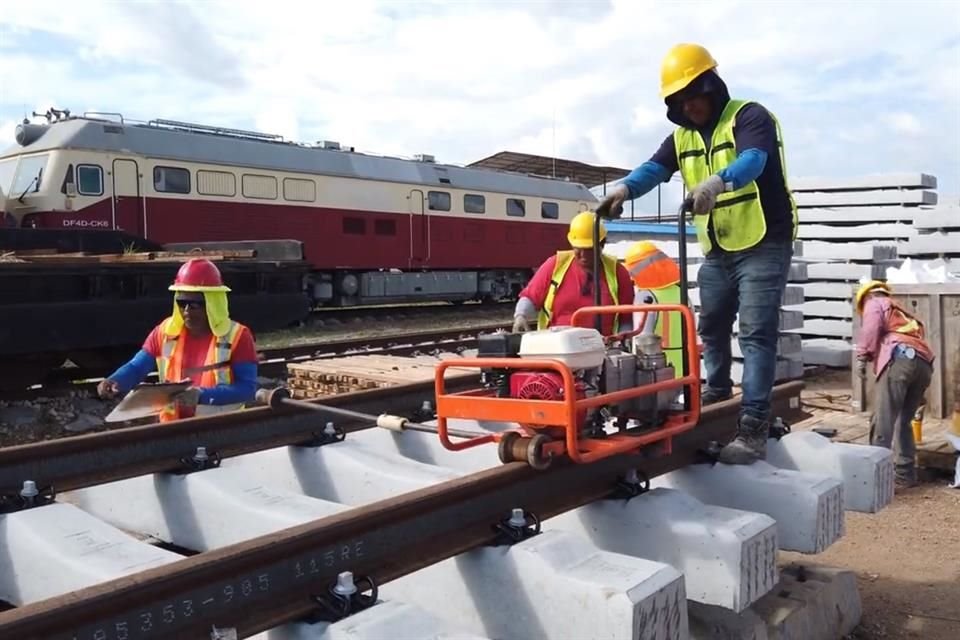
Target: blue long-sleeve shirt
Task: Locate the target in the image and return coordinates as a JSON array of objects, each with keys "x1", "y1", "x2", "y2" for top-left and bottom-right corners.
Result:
[{"x1": 107, "y1": 349, "x2": 258, "y2": 406}]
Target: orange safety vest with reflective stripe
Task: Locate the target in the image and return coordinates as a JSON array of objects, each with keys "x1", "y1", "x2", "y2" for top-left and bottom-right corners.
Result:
[
  {"x1": 886, "y1": 301, "x2": 930, "y2": 357},
  {"x1": 156, "y1": 319, "x2": 245, "y2": 423}
]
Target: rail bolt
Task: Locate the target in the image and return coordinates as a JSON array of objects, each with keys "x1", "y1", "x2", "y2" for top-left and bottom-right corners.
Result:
[{"x1": 333, "y1": 571, "x2": 358, "y2": 597}]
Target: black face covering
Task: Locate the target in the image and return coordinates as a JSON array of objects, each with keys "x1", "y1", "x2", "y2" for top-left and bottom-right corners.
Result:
[{"x1": 664, "y1": 69, "x2": 732, "y2": 135}]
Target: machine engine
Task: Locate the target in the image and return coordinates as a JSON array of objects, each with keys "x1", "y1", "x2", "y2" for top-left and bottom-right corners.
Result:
[{"x1": 476, "y1": 326, "x2": 678, "y2": 431}]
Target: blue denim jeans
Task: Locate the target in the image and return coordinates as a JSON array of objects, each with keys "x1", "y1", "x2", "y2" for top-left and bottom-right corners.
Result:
[{"x1": 697, "y1": 239, "x2": 794, "y2": 420}]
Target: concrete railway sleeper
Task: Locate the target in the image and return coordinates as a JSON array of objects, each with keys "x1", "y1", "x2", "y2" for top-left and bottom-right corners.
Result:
[{"x1": 0, "y1": 380, "x2": 896, "y2": 639}]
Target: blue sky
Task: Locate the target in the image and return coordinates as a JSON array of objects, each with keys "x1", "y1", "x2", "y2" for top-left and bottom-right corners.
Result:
[{"x1": 1, "y1": 0, "x2": 958, "y2": 214}]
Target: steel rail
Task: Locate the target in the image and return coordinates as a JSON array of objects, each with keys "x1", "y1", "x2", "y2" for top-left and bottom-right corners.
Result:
[
  {"x1": 0, "y1": 382, "x2": 805, "y2": 640},
  {"x1": 1, "y1": 324, "x2": 508, "y2": 401},
  {"x1": 0, "y1": 375, "x2": 481, "y2": 498}
]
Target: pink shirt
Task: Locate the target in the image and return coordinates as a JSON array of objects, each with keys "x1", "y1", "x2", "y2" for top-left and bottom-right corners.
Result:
[{"x1": 855, "y1": 296, "x2": 934, "y2": 376}]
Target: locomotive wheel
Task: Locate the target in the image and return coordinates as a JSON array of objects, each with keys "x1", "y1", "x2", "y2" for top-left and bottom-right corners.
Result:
[
  {"x1": 525, "y1": 434, "x2": 553, "y2": 471},
  {"x1": 498, "y1": 431, "x2": 521, "y2": 464}
]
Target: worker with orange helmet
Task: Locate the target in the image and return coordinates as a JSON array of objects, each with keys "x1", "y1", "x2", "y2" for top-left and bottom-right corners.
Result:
[
  {"x1": 513, "y1": 211, "x2": 634, "y2": 336},
  {"x1": 623, "y1": 241, "x2": 684, "y2": 375},
  {"x1": 596, "y1": 43, "x2": 798, "y2": 466},
  {"x1": 97, "y1": 258, "x2": 258, "y2": 422},
  {"x1": 854, "y1": 280, "x2": 935, "y2": 489}
]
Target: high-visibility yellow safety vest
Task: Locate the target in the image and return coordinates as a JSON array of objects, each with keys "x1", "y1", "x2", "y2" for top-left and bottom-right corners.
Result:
[
  {"x1": 156, "y1": 319, "x2": 244, "y2": 423},
  {"x1": 643, "y1": 284, "x2": 684, "y2": 376},
  {"x1": 538, "y1": 250, "x2": 620, "y2": 333},
  {"x1": 673, "y1": 99, "x2": 798, "y2": 254}
]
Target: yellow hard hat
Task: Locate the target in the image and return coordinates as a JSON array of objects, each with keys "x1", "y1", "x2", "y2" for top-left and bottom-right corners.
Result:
[
  {"x1": 855, "y1": 280, "x2": 891, "y2": 313},
  {"x1": 660, "y1": 43, "x2": 719, "y2": 99},
  {"x1": 624, "y1": 241, "x2": 660, "y2": 265},
  {"x1": 567, "y1": 211, "x2": 606, "y2": 248}
]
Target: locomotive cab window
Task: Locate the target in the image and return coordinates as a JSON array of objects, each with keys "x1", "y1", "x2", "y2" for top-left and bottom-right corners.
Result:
[
  {"x1": 154, "y1": 166, "x2": 191, "y2": 194},
  {"x1": 427, "y1": 190, "x2": 450, "y2": 211},
  {"x1": 506, "y1": 198, "x2": 525, "y2": 217},
  {"x1": 540, "y1": 201, "x2": 559, "y2": 220},
  {"x1": 464, "y1": 194, "x2": 485, "y2": 214},
  {"x1": 76, "y1": 164, "x2": 104, "y2": 196}
]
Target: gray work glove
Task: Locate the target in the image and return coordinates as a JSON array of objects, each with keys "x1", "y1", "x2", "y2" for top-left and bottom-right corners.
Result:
[
  {"x1": 689, "y1": 175, "x2": 726, "y2": 215},
  {"x1": 512, "y1": 315, "x2": 530, "y2": 333},
  {"x1": 595, "y1": 184, "x2": 629, "y2": 219}
]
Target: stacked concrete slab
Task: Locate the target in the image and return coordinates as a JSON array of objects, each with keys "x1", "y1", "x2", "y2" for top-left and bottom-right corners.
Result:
[
  {"x1": 898, "y1": 204, "x2": 960, "y2": 276},
  {"x1": 786, "y1": 173, "x2": 938, "y2": 367}
]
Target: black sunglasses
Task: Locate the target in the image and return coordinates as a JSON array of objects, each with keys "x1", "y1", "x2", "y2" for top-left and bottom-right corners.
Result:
[{"x1": 176, "y1": 298, "x2": 205, "y2": 309}]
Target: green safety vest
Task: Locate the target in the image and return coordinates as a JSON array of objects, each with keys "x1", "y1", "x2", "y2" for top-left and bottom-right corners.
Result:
[
  {"x1": 673, "y1": 99, "x2": 798, "y2": 254},
  {"x1": 648, "y1": 284, "x2": 684, "y2": 377},
  {"x1": 538, "y1": 250, "x2": 620, "y2": 334}
]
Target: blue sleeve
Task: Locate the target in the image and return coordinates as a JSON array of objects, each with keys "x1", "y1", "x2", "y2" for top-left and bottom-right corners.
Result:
[
  {"x1": 107, "y1": 350, "x2": 156, "y2": 393},
  {"x1": 717, "y1": 148, "x2": 768, "y2": 190},
  {"x1": 198, "y1": 362, "x2": 258, "y2": 406},
  {"x1": 717, "y1": 102, "x2": 776, "y2": 189},
  {"x1": 619, "y1": 134, "x2": 677, "y2": 200}
]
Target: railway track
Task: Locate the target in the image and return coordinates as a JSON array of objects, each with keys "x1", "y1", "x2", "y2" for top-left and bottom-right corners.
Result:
[
  {"x1": 0, "y1": 376, "x2": 894, "y2": 639},
  {"x1": 2, "y1": 324, "x2": 508, "y2": 403}
]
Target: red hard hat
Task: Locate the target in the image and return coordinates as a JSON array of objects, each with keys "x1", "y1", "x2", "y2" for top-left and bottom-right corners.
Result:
[{"x1": 169, "y1": 258, "x2": 230, "y2": 292}]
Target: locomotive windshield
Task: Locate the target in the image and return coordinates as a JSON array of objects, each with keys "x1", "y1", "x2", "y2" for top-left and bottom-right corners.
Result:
[{"x1": 8, "y1": 153, "x2": 48, "y2": 196}]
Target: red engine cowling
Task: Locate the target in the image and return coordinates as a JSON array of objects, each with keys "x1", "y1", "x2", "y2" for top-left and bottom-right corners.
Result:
[{"x1": 509, "y1": 371, "x2": 588, "y2": 430}]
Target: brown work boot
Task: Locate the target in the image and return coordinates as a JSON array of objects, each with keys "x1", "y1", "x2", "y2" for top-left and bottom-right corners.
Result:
[
  {"x1": 894, "y1": 468, "x2": 919, "y2": 492},
  {"x1": 718, "y1": 414, "x2": 768, "y2": 465},
  {"x1": 701, "y1": 387, "x2": 733, "y2": 406}
]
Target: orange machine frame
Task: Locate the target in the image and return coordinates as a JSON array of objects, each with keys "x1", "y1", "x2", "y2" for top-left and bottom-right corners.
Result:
[{"x1": 434, "y1": 304, "x2": 701, "y2": 465}]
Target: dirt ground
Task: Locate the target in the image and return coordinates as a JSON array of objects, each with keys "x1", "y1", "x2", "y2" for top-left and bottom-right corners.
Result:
[
  {"x1": 782, "y1": 482, "x2": 960, "y2": 639},
  {"x1": 784, "y1": 369, "x2": 960, "y2": 639}
]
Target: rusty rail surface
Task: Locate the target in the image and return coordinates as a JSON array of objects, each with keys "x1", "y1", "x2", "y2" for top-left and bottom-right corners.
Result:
[
  {"x1": 0, "y1": 376, "x2": 480, "y2": 498},
  {"x1": 0, "y1": 382, "x2": 805, "y2": 640}
]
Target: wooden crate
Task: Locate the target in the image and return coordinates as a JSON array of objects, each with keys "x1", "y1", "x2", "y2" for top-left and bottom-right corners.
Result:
[
  {"x1": 851, "y1": 283, "x2": 960, "y2": 419},
  {"x1": 287, "y1": 353, "x2": 474, "y2": 398}
]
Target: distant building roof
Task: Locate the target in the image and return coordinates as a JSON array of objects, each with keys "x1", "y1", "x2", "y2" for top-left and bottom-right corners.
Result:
[{"x1": 468, "y1": 151, "x2": 631, "y2": 189}]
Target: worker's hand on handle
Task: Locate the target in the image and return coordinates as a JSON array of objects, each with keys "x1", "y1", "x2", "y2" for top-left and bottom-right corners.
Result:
[
  {"x1": 595, "y1": 184, "x2": 629, "y2": 220},
  {"x1": 855, "y1": 357, "x2": 868, "y2": 380},
  {"x1": 512, "y1": 315, "x2": 530, "y2": 333},
  {"x1": 97, "y1": 379, "x2": 120, "y2": 400},
  {"x1": 688, "y1": 175, "x2": 726, "y2": 215}
]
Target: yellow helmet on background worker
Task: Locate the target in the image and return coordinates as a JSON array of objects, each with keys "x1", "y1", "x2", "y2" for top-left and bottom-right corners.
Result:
[
  {"x1": 567, "y1": 211, "x2": 607, "y2": 248},
  {"x1": 624, "y1": 241, "x2": 681, "y2": 289},
  {"x1": 660, "y1": 43, "x2": 719, "y2": 98},
  {"x1": 855, "y1": 280, "x2": 891, "y2": 313}
]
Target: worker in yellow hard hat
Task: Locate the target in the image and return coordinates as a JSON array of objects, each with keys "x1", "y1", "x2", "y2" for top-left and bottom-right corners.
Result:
[
  {"x1": 624, "y1": 241, "x2": 684, "y2": 375},
  {"x1": 513, "y1": 211, "x2": 634, "y2": 336},
  {"x1": 854, "y1": 280, "x2": 935, "y2": 490},
  {"x1": 595, "y1": 43, "x2": 798, "y2": 466}
]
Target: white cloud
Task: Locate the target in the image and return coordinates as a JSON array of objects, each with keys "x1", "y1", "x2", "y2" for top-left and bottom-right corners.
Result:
[{"x1": 0, "y1": 0, "x2": 958, "y2": 207}]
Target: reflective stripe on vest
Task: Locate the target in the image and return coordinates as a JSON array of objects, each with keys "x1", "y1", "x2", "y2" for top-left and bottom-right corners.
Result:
[
  {"x1": 155, "y1": 320, "x2": 244, "y2": 423},
  {"x1": 673, "y1": 99, "x2": 798, "y2": 254},
  {"x1": 650, "y1": 285, "x2": 684, "y2": 377},
  {"x1": 538, "y1": 250, "x2": 620, "y2": 333}
]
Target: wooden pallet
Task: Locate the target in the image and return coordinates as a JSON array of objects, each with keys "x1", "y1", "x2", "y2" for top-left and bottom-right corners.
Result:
[
  {"x1": 2, "y1": 249, "x2": 257, "y2": 265},
  {"x1": 791, "y1": 405, "x2": 957, "y2": 473},
  {"x1": 287, "y1": 353, "x2": 475, "y2": 399}
]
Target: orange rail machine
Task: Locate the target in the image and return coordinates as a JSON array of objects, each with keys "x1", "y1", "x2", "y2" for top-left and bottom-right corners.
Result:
[
  {"x1": 433, "y1": 304, "x2": 700, "y2": 470},
  {"x1": 434, "y1": 199, "x2": 702, "y2": 470}
]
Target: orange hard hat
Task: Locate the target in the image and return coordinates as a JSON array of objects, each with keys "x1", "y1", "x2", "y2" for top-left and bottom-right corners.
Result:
[
  {"x1": 624, "y1": 241, "x2": 681, "y2": 289},
  {"x1": 169, "y1": 258, "x2": 231, "y2": 292}
]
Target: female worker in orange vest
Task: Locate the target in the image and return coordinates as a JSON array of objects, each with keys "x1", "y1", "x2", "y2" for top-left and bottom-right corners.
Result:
[
  {"x1": 623, "y1": 241, "x2": 684, "y2": 376},
  {"x1": 96, "y1": 258, "x2": 259, "y2": 422},
  {"x1": 512, "y1": 211, "x2": 634, "y2": 336},
  {"x1": 854, "y1": 280, "x2": 935, "y2": 489}
]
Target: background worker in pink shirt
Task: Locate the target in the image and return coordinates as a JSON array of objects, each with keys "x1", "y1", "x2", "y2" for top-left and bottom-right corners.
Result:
[
  {"x1": 854, "y1": 280, "x2": 935, "y2": 489},
  {"x1": 512, "y1": 211, "x2": 634, "y2": 336}
]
